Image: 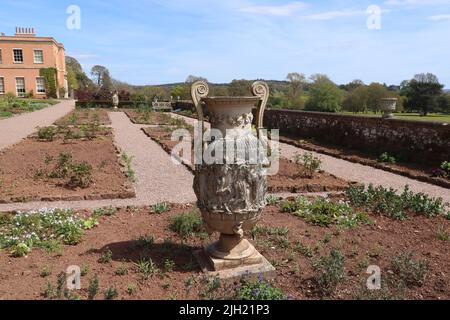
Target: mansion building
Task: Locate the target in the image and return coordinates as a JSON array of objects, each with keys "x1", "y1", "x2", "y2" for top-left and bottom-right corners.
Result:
[{"x1": 0, "y1": 27, "x2": 67, "y2": 99}]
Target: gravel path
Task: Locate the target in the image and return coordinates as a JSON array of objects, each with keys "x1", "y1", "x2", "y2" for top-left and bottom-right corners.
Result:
[
  {"x1": 0, "y1": 100, "x2": 75, "y2": 151},
  {"x1": 0, "y1": 112, "x2": 196, "y2": 212},
  {"x1": 171, "y1": 113, "x2": 450, "y2": 204}
]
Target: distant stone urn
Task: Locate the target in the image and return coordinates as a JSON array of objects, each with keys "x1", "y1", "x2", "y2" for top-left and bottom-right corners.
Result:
[
  {"x1": 191, "y1": 81, "x2": 270, "y2": 271},
  {"x1": 381, "y1": 98, "x2": 397, "y2": 119},
  {"x1": 112, "y1": 91, "x2": 119, "y2": 110}
]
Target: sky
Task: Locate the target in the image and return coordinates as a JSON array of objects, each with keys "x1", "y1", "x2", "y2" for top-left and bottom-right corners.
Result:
[{"x1": 1, "y1": 0, "x2": 449, "y2": 87}]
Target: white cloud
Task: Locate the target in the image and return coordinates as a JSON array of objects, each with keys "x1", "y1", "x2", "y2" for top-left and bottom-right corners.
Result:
[
  {"x1": 67, "y1": 53, "x2": 99, "y2": 59},
  {"x1": 239, "y1": 1, "x2": 307, "y2": 16},
  {"x1": 385, "y1": 0, "x2": 450, "y2": 6},
  {"x1": 304, "y1": 9, "x2": 366, "y2": 21},
  {"x1": 428, "y1": 14, "x2": 450, "y2": 20}
]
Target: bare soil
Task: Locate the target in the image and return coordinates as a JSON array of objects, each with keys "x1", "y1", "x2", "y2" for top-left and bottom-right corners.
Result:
[
  {"x1": 0, "y1": 202, "x2": 448, "y2": 300},
  {"x1": 54, "y1": 109, "x2": 111, "y2": 126},
  {"x1": 280, "y1": 136, "x2": 450, "y2": 189},
  {"x1": 0, "y1": 134, "x2": 135, "y2": 203},
  {"x1": 143, "y1": 127, "x2": 353, "y2": 193}
]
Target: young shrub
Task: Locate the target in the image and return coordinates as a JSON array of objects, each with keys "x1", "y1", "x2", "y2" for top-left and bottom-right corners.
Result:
[
  {"x1": 312, "y1": 249, "x2": 345, "y2": 295},
  {"x1": 99, "y1": 248, "x2": 113, "y2": 264},
  {"x1": 295, "y1": 152, "x2": 322, "y2": 177},
  {"x1": 152, "y1": 202, "x2": 170, "y2": 214},
  {"x1": 235, "y1": 275, "x2": 286, "y2": 300},
  {"x1": 87, "y1": 275, "x2": 99, "y2": 300},
  {"x1": 378, "y1": 152, "x2": 396, "y2": 164},
  {"x1": 169, "y1": 210, "x2": 204, "y2": 239},
  {"x1": 134, "y1": 258, "x2": 160, "y2": 280},
  {"x1": 37, "y1": 126, "x2": 57, "y2": 141},
  {"x1": 68, "y1": 162, "x2": 93, "y2": 189},
  {"x1": 390, "y1": 253, "x2": 428, "y2": 287},
  {"x1": 104, "y1": 287, "x2": 118, "y2": 300}
]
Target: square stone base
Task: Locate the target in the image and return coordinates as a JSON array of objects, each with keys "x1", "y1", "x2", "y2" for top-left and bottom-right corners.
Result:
[{"x1": 194, "y1": 249, "x2": 276, "y2": 281}]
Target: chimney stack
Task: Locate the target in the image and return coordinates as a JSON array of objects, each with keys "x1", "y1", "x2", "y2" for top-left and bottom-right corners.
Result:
[{"x1": 15, "y1": 26, "x2": 36, "y2": 37}]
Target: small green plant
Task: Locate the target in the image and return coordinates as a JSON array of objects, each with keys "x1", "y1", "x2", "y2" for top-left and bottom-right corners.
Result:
[
  {"x1": 43, "y1": 281, "x2": 55, "y2": 299},
  {"x1": 68, "y1": 162, "x2": 93, "y2": 189},
  {"x1": 81, "y1": 264, "x2": 90, "y2": 277},
  {"x1": 115, "y1": 265, "x2": 129, "y2": 276},
  {"x1": 0, "y1": 209, "x2": 92, "y2": 256},
  {"x1": 312, "y1": 249, "x2": 345, "y2": 295},
  {"x1": 379, "y1": 152, "x2": 396, "y2": 164},
  {"x1": 99, "y1": 248, "x2": 113, "y2": 264},
  {"x1": 169, "y1": 210, "x2": 204, "y2": 239},
  {"x1": 37, "y1": 126, "x2": 57, "y2": 141},
  {"x1": 87, "y1": 275, "x2": 99, "y2": 300},
  {"x1": 436, "y1": 225, "x2": 449, "y2": 241},
  {"x1": 295, "y1": 152, "x2": 322, "y2": 176},
  {"x1": 346, "y1": 184, "x2": 446, "y2": 220},
  {"x1": 134, "y1": 235, "x2": 155, "y2": 248},
  {"x1": 10, "y1": 243, "x2": 31, "y2": 257},
  {"x1": 440, "y1": 161, "x2": 450, "y2": 176},
  {"x1": 104, "y1": 287, "x2": 118, "y2": 300},
  {"x1": 235, "y1": 275, "x2": 286, "y2": 300},
  {"x1": 121, "y1": 152, "x2": 136, "y2": 182},
  {"x1": 40, "y1": 265, "x2": 52, "y2": 278},
  {"x1": 152, "y1": 202, "x2": 171, "y2": 214},
  {"x1": 390, "y1": 253, "x2": 428, "y2": 287},
  {"x1": 266, "y1": 195, "x2": 281, "y2": 205},
  {"x1": 105, "y1": 206, "x2": 118, "y2": 216},
  {"x1": 281, "y1": 196, "x2": 370, "y2": 227},
  {"x1": 134, "y1": 258, "x2": 160, "y2": 280},
  {"x1": 127, "y1": 284, "x2": 138, "y2": 295},
  {"x1": 163, "y1": 259, "x2": 176, "y2": 273},
  {"x1": 80, "y1": 121, "x2": 100, "y2": 140}
]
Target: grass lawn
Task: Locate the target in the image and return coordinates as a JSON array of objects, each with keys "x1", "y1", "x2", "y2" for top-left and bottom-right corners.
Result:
[
  {"x1": 340, "y1": 111, "x2": 450, "y2": 123},
  {"x1": 0, "y1": 98, "x2": 59, "y2": 119}
]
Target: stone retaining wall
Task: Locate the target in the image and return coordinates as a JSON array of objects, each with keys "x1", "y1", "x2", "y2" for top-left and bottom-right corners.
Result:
[{"x1": 261, "y1": 109, "x2": 450, "y2": 166}]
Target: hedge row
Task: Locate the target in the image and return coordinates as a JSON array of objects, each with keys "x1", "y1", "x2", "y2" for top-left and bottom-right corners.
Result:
[{"x1": 75, "y1": 100, "x2": 155, "y2": 109}]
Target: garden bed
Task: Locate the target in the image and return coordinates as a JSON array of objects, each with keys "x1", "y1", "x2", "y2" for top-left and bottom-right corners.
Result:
[
  {"x1": 0, "y1": 130, "x2": 135, "y2": 204},
  {"x1": 280, "y1": 136, "x2": 450, "y2": 189},
  {"x1": 0, "y1": 189, "x2": 448, "y2": 300},
  {"x1": 0, "y1": 98, "x2": 58, "y2": 119},
  {"x1": 124, "y1": 109, "x2": 174, "y2": 125},
  {"x1": 54, "y1": 109, "x2": 111, "y2": 126},
  {"x1": 142, "y1": 127, "x2": 354, "y2": 193}
]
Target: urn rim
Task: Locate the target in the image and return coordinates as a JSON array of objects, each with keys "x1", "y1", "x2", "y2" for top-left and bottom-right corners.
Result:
[{"x1": 202, "y1": 96, "x2": 261, "y2": 105}]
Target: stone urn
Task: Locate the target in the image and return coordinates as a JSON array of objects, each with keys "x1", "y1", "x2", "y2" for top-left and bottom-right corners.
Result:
[
  {"x1": 112, "y1": 91, "x2": 119, "y2": 110},
  {"x1": 381, "y1": 98, "x2": 397, "y2": 119},
  {"x1": 191, "y1": 81, "x2": 270, "y2": 271}
]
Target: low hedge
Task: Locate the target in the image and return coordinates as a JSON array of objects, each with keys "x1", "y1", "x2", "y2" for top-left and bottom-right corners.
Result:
[{"x1": 75, "y1": 100, "x2": 156, "y2": 109}]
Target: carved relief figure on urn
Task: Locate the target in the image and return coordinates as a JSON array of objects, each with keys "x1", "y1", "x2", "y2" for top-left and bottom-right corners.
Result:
[{"x1": 191, "y1": 80, "x2": 275, "y2": 275}]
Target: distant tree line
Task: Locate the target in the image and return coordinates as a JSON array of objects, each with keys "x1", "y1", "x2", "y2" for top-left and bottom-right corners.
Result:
[{"x1": 65, "y1": 56, "x2": 449, "y2": 115}]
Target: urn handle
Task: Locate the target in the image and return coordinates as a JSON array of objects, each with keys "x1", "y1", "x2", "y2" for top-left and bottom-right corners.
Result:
[
  {"x1": 252, "y1": 81, "x2": 269, "y2": 138},
  {"x1": 191, "y1": 81, "x2": 210, "y2": 157},
  {"x1": 191, "y1": 81, "x2": 209, "y2": 125}
]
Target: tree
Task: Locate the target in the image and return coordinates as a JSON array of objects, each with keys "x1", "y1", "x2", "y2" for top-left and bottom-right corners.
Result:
[
  {"x1": 186, "y1": 75, "x2": 208, "y2": 83},
  {"x1": 403, "y1": 73, "x2": 444, "y2": 115},
  {"x1": 65, "y1": 56, "x2": 94, "y2": 92},
  {"x1": 91, "y1": 65, "x2": 109, "y2": 87},
  {"x1": 305, "y1": 77, "x2": 343, "y2": 113},
  {"x1": 342, "y1": 86, "x2": 369, "y2": 113},
  {"x1": 286, "y1": 72, "x2": 306, "y2": 109},
  {"x1": 228, "y1": 79, "x2": 252, "y2": 96},
  {"x1": 366, "y1": 83, "x2": 393, "y2": 113},
  {"x1": 171, "y1": 85, "x2": 189, "y2": 100},
  {"x1": 340, "y1": 79, "x2": 365, "y2": 91}
]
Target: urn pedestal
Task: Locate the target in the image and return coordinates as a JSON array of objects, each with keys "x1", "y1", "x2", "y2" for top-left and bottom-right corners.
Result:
[
  {"x1": 381, "y1": 98, "x2": 397, "y2": 119},
  {"x1": 191, "y1": 81, "x2": 275, "y2": 278}
]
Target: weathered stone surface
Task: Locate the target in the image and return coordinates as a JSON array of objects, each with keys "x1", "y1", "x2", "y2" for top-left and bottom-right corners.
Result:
[{"x1": 260, "y1": 109, "x2": 450, "y2": 166}]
